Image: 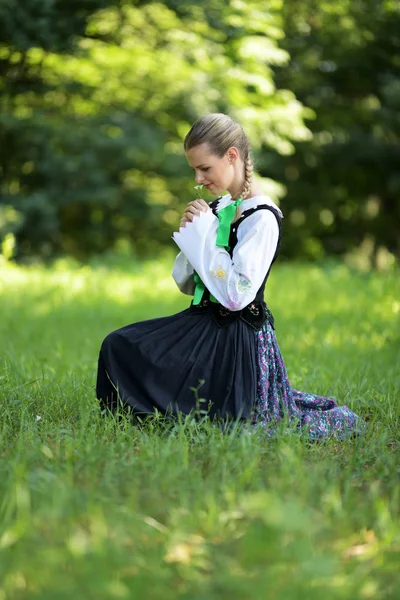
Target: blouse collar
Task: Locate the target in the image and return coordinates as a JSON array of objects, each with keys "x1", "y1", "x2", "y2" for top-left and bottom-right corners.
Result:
[{"x1": 219, "y1": 193, "x2": 283, "y2": 218}]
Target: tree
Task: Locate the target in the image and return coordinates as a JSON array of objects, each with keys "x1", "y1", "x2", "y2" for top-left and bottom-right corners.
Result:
[
  {"x1": 271, "y1": 0, "x2": 400, "y2": 264},
  {"x1": 0, "y1": 0, "x2": 311, "y2": 260}
]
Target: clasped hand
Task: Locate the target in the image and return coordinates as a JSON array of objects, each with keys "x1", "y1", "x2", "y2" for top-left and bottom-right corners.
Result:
[{"x1": 180, "y1": 199, "x2": 210, "y2": 228}]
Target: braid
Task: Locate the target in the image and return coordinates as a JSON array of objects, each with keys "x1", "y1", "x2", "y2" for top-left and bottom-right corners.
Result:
[
  {"x1": 232, "y1": 153, "x2": 254, "y2": 222},
  {"x1": 241, "y1": 154, "x2": 253, "y2": 200}
]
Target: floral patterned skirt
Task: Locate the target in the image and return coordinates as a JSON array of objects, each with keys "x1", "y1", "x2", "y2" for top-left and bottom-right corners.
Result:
[{"x1": 253, "y1": 321, "x2": 365, "y2": 440}]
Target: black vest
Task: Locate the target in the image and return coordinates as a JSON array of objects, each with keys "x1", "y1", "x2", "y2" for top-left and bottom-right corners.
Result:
[{"x1": 188, "y1": 197, "x2": 283, "y2": 331}]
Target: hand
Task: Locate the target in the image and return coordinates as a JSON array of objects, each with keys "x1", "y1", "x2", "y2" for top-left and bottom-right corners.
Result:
[{"x1": 180, "y1": 199, "x2": 210, "y2": 228}]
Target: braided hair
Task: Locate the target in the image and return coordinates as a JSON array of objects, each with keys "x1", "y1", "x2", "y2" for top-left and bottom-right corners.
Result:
[{"x1": 234, "y1": 154, "x2": 254, "y2": 221}]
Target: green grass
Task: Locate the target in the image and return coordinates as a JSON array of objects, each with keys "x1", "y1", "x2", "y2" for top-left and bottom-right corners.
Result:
[{"x1": 0, "y1": 255, "x2": 399, "y2": 599}]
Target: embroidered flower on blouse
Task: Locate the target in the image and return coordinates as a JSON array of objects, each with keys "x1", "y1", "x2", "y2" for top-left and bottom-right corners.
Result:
[
  {"x1": 238, "y1": 278, "x2": 252, "y2": 292},
  {"x1": 226, "y1": 297, "x2": 240, "y2": 311},
  {"x1": 211, "y1": 265, "x2": 227, "y2": 280}
]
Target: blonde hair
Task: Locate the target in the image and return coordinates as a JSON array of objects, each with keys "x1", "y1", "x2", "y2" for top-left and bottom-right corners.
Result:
[{"x1": 184, "y1": 113, "x2": 254, "y2": 220}]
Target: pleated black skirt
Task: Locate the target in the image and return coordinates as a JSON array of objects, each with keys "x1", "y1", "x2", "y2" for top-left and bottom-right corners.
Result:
[{"x1": 96, "y1": 308, "x2": 258, "y2": 421}]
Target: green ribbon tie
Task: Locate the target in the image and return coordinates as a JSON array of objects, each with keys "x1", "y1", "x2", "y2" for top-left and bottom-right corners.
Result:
[
  {"x1": 192, "y1": 197, "x2": 242, "y2": 305},
  {"x1": 193, "y1": 272, "x2": 218, "y2": 305},
  {"x1": 216, "y1": 197, "x2": 243, "y2": 250},
  {"x1": 193, "y1": 272, "x2": 206, "y2": 305}
]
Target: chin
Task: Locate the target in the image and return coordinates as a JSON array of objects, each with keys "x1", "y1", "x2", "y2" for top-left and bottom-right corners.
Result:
[{"x1": 209, "y1": 185, "x2": 223, "y2": 195}]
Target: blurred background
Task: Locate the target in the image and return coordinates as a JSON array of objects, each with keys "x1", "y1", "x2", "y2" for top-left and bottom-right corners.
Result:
[{"x1": 0, "y1": 0, "x2": 399, "y2": 270}]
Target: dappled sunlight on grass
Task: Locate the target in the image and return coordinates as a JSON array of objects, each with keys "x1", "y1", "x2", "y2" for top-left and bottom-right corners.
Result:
[
  {"x1": 1, "y1": 256, "x2": 180, "y2": 307},
  {"x1": 1, "y1": 259, "x2": 398, "y2": 387}
]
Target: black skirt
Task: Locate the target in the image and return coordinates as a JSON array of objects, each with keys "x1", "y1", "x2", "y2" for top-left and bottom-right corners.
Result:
[{"x1": 96, "y1": 307, "x2": 259, "y2": 421}]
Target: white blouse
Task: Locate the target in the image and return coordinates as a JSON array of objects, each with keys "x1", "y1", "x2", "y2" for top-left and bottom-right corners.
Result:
[{"x1": 172, "y1": 194, "x2": 283, "y2": 311}]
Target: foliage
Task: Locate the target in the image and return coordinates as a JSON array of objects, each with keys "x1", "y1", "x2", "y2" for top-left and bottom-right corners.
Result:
[
  {"x1": 0, "y1": 1, "x2": 399, "y2": 263},
  {"x1": 0, "y1": 0, "x2": 310, "y2": 260},
  {"x1": 272, "y1": 0, "x2": 400, "y2": 263},
  {"x1": 0, "y1": 258, "x2": 399, "y2": 597}
]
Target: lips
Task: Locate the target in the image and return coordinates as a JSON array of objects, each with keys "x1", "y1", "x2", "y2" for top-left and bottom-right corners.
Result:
[{"x1": 205, "y1": 183, "x2": 213, "y2": 189}]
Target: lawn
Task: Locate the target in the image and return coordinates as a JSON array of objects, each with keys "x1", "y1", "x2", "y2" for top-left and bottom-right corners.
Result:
[{"x1": 0, "y1": 255, "x2": 399, "y2": 599}]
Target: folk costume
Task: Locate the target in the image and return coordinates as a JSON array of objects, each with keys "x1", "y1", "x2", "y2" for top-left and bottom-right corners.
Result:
[{"x1": 96, "y1": 194, "x2": 363, "y2": 439}]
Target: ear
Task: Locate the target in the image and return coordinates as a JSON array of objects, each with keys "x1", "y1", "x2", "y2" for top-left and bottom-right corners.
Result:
[{"x1": 226, "y1": 147, "x2": 240, "y2": 164}]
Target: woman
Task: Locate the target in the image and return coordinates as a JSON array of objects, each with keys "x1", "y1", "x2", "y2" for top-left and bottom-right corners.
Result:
[{"x1": 96, "y1": 113, "x2": 364, "y2": 439}]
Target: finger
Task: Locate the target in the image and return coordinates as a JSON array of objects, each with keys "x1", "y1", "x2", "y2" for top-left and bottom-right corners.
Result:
[
  {"x1": 195, "y1": 200, "x2": 209, "y2": 211},
  {"x1": 185, "y1": 206, "x2": 202, "y2": 216},
  {"x1": 198, "y1": 199, "x2": 210, "y2": 210},
  {"x1": 181, "y1": 216, "x2": 192, "y2": 226},
  {"x1": 187, "y1": 200, "x2": 208, "y2": 211}
]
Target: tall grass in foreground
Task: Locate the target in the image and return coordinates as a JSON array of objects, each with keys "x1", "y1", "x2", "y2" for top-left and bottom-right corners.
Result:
[{"x1": 0, "y1": 255, "x2": 399, "y2": 599}]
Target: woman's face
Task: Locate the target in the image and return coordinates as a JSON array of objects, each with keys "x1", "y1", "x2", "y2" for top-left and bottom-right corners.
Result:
[{"x1": 185, "y1": 143, "x2": 236, "y2": 195}]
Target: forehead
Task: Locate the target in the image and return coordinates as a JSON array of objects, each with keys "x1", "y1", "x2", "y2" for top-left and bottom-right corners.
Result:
[{"x1": 185, "y1": 143, "x2": 218, "y2": 167}]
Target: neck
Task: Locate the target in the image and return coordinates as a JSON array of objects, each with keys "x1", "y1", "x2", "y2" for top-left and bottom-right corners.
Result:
[
  {"x1": 227, "y1": 158, "x2": 246, "y2": 200},
  {"x1": 227, "y1": 179, "x2": 245, "y2": 200},
  {"x1": 226, "y1": 162, "x2": 261, "y2": 200},
  {"x1": 227, "y1": 184, "x2": 261, "y2": 201}
]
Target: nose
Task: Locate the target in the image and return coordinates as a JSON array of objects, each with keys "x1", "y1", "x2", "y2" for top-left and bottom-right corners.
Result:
[{"x1": 195, "y1": 171, "x2": 204, "y2": 184}]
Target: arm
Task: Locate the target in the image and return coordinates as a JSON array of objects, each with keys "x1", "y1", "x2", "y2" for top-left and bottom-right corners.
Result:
[
  {"x1": 172, "y1": 208, "x2": 279, "y2": 310},
  {"x1": 172, "y1": 251, "x2": 195, "y2": 296}
]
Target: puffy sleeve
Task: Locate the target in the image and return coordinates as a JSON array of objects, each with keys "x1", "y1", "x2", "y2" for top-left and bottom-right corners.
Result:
[
  {"x1": 172, "y1": 207, "x2": 279, "y2": 311},
  {"x1": 172, "y1": 251, "x2": 195, "y2": 295}
]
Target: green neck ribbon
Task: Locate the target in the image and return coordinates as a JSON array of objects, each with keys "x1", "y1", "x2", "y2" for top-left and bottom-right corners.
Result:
[{"x1": 193, "y1": 198, "x2": 242, "y2": 305}]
